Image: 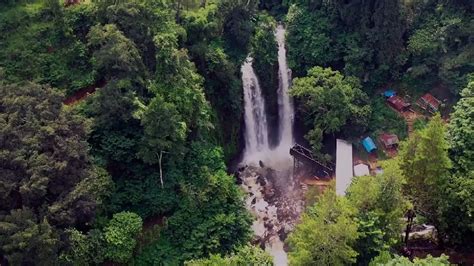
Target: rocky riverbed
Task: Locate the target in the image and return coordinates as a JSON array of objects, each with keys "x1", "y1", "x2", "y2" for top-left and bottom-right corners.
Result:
[{"x1": 237, "y1": 164, "x2": 304, "y2": 266}]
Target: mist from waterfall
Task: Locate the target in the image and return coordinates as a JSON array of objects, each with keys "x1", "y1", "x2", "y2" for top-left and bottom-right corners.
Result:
[{"x1": 241, "y1": 58, "x2": 271, "y2": 163}]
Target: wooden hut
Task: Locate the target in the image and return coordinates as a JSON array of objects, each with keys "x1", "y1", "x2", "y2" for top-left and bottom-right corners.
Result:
[
  {"x1": 379, "y1": 133, "x2": 399, "y2": 149},
  {"x1": 387, "y1": 96, "x2": 411, "y2": 112},
  {"x1": 417, "y1": 93, "x2": 441, "y2": 113}
]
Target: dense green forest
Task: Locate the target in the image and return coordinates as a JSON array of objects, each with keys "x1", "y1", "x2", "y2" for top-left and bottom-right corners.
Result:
[{"x1": 0, "y1": 0, "x2": 472, "y2": 265}]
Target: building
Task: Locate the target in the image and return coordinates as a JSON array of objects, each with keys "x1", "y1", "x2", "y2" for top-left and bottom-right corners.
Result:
[
  {"x1": 387, "y1": 95, "x2": 411, "y2": 112},
  {"x1": 354, "y1": 163, "x2": 370, "y2": 177},
  {"x1": 417, "y1": 93, "x2": 441, "y2": 113},
  {"x1": 362, "y1": 137, "x2": 377, "y2": 153},
  {"x1": 379, "y1": 133, "x2": 399, "y2": 149},
  {"x1": 336, "y1": 139, "x2": 353, "y2": 196}
]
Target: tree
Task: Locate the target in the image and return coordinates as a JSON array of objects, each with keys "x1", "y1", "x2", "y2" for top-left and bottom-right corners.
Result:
[
  {"x1": 138, "y1": 94, "x2": 187, "y2": 165},
  {"x1": 87, "y1": 23, "x2": 146, "y2": 81},
  {"x1": 286, "y1": 4, "x2": 335, "y2": 76},
  {"x1": 0, "y1": 209, "x2": 58, "y2": 266},
  {"x1": 399, "y1": 114, "x2": 451, "y2": 231},
  {"x1": 439, "y1": 79, "x2": 474, "y2": 245},
  {"x1": 0, "y1": 82, "x2": 107, "y2": 264},
  {"x1": 370, "y1": 251, "x2": 449, "y2": 266},
  {"x1": 290, "y1": 66, "x2": 371, "y2": 158},
  {"x1": 287, "y1": 188, "x2": 359, "y2": 265},
  {"x1": 104, "y1": 211, "x2": 143, "y2": 263},
  {"x1": 135, "y1": 143, "x2": 252, "y2": 264},
  {"x1": 103, "y1": 1, "x2": 162, "y2": 70},
  {"x1": 346, "y1": 160, "x2": 410, "y2": 264},
  {"x1": 185, "y1": 245, "x2": 273, "y2": 265},
  {"x1": 438, "y1": 170, "x2": 474, "y2": 246},
  {"x1": 448, "y1": 79, "x2": 474, "y2": 173},
  {"x1": 60, "y1": 228, "x2": 106, "y2": 265},
  {"x1": 218, "y1": 0, "x2": 258, "y2": 56},
  {"x1": 406, "y1": 3, "x2": 473, "y2": 94}
]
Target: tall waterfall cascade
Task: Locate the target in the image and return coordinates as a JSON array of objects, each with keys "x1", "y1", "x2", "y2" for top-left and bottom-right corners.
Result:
[
  {"x1": 239, "y1": 25, "x2": 297, "y2": 266},
  {"x1": 241, "y1": 25, "x2": 294, "y2": 168}
]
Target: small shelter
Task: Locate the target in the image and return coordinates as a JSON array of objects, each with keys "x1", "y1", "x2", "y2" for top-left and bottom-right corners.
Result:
[
  {"x1": 354, "y1": 163, "x2": 370, "y2": 177},
  {"x1": 383, "y1": 89, "x2": 396, "y2": 98},
  {"x1": 387, "y1": 96, "x2": 411, "y2": 112},
  {"x1": 417, "y1": 93, "x2": 441, "y2": 113},
  {"x1": 379, "y1": 133, "x2": 399, "y2": 149},
  {"x1": 362, "y1": 137, "x2": 377, "y2": 153}
]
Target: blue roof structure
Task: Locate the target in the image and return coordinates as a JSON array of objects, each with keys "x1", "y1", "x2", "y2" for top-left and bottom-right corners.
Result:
[
  {"x1": 384, "y1": 90, "x2": 396, "y2": 98},
  {"x1": 362, "y1": 137, "x2": 377, "y2": 153}
]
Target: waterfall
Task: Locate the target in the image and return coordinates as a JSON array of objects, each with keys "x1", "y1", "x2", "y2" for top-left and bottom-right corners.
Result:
[
  {"x1": 240, "y1": 26, "x2": 295, "y2": 266},
  {"x1": 241, "y1": 57, "x2": 270, "y2": 162},
  {"x1": 240, "y1": 26, "x2": 294, "y2": 168},
  {"x1": 275, "y1": 25, "x2": 294, "y2": 151}
]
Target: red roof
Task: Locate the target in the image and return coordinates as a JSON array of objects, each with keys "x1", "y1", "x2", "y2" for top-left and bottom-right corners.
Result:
[
  {"x1": 387, "y1": 96, "x2": 411, "y2": 111},
  {"x1": 420, "y1": 93, "x2": 441, "y2": 110},
  {"x1": 379, "y1": 133, "x2": 399, "y2": 147}
]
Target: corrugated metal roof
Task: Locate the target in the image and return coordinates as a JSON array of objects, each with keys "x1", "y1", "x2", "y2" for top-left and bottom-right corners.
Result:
[
  {"x1": 387, "y1": 95, "x2": 411, "y2": 111},
  {"x1": 362, "y1": 137, "x2": 377, "y2": 153},
  {"x1": 336, "y1": 139, "x2": 353, "y2": 196},
  {"x1": 379, "y1": 133, "x2": 399, "y2": 147}
]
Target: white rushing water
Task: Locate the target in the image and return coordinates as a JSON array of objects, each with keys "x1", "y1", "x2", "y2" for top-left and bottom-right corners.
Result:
[
  {"x1": 241, "y1": 57, "x2": 271, "y2": 163},
  {"x1": 275, "y1": 25, "x2": 295, "y2": 153}
]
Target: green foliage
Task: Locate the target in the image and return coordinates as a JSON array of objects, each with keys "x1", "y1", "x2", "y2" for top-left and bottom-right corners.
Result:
[
  {"x1": 135, "y1": 143, "x2": 252, "y2": 264},
  {"x1": 368, "y1": 98, "x2": 408, "y2": 140},
  {"x1": 0, "y1": 82, "x2": 105, "y2": 263},
  {"x1": 0, "y1": 1, "x2": 94, "y2": 92},
  {"x1": 139, "y1": 94, "x2": 187, "y2": 163},
  {"x1": 87, "y1": 23, "x2": 146, "y2": 81},
  {"x1": 370, "y1": 252, "x2": 450, "y2": 266},
  {"x1": 0, "y1": 82, "x2": 99, "y2": 223},
  {"x1": 406, "y1": 4, "x2": 473, "y2": 94},
  {"x1": 290, "y1": 66, "x2": 371, "y2": 157},
  {"x1": 180, "y1": 3, "x2": 244, "y2": 159},
  {"x1": 0, "y1": 209, "x2": 59, "y2": 266},
  {"x1": 412, "y1": 117, "x2": 429, "y2": 131},
  {"x1": 346, "y1": 160, "x2": 410, "y2": 264},
  {"x1": 448, "y1": 79, "x2": 474, "y2": 173},
  {"x1": 399, "y1": 114, "x2": 451, "y2": 228},
  {"x1": 286, "y1": 4, "x2": 334, "y2": 76},
  {"x1": 104, "y1": 211, "x2": 143, "y2": 263},
  {"x1": 218, "y1": 0, "x2": 258, "y2": 58},
  {"x1": 287, "y1": 189, "x2": 359, "y2": 265},
  {"x1": 438, "y1": 170, "x2": 474, "y2": 246},
  {"x1": 60, "y1": 228, "x2": 106, "y2": 265},
  {"x1": 286, "y1": 0, "x2": 406, "y2": 88},
  {"x1": 437, "y1": 79, "x2": 474, "y2": 246},
  {"x1": 185, "y1": 245, "x2": 273, "y2": 265}
]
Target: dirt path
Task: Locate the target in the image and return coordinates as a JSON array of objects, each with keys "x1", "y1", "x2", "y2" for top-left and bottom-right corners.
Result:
[{"x1": 64, "y1": 79, "x2": 106, "y2": 105}]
